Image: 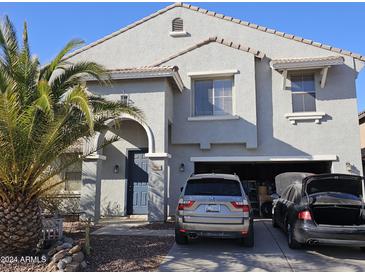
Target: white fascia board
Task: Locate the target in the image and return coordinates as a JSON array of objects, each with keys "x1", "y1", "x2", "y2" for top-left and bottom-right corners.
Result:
[
  {"x1": 187, "y1": 69, "x2": 239, "y2": 78},
  {"x1": 190, "y1": 155, "x2": 338, "y2": 162}
]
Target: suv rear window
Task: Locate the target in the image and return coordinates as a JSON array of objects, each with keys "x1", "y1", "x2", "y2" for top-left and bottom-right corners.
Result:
[{"x1": 184, "y1": 178, "x2": 242, "y2": 196}]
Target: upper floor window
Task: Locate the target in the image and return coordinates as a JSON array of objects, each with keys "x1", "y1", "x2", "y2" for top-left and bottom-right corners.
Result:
[
  {"x1": 172, "y1": 18, "x2": 183, "y2": 32},
  {"x1": 290, "y1": 73, "x2": 316, "y2": 112},
  {"x1": 194, "y1": 78, "x2": 233, "y2": 116}
]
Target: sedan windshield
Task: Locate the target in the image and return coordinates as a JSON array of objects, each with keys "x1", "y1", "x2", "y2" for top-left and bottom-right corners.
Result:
[{"x1": 184, "y1": 178, "x2": 242, "y2": 196}]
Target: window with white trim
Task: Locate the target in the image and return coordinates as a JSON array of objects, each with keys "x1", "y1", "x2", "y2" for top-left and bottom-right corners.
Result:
[
  {"x1": 290, "y1": 73, "x2": 316, "y2": 112},
  {"x1": 194, "y1": 78, "x2": 233, "y2": 116}
]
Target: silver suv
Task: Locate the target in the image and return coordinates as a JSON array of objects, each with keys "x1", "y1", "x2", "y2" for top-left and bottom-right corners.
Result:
[{"x1": 175, "y1": 173, "x2": 254, "y2": 246}]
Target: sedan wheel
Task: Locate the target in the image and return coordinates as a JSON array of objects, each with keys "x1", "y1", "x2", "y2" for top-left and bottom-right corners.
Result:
[{"x1": 287, "y1": 223, "x2": 301, "y2": 249}]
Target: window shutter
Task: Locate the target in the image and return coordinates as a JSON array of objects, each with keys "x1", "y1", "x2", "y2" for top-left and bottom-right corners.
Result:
[{"x1": 172, "y1": 18, "x2": 183, "y2": 32}]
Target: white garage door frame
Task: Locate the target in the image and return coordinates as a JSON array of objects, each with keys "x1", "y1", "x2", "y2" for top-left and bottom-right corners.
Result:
[{"x1": 190, "y1": 155, "x2": 338, "y2": 162}]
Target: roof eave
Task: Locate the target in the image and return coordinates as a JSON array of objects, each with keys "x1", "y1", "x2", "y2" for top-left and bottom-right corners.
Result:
[{"x1": 84, "y1": 70, "x2": 184, "y2": 92}]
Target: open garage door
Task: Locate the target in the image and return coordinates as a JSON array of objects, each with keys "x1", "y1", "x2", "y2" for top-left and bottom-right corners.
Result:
[{"x1": 194, "y1": 161, "x2": 332, "y2": 217}]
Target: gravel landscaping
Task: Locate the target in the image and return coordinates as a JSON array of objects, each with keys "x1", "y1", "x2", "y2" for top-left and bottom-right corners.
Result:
[
  {"x1": 0, "y1": 222, "x2": 174, "y2": 272},
  {"x1": 84, "y1": 235, "x2": 174, "y2": 271}
]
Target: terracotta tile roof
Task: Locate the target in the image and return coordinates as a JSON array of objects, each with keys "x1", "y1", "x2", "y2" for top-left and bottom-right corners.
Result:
[
  {"x1": 176, "y1": 2, "x2": 365, "y2": 62},
  {"x1": 271, "y1": 56, "x2": 344, "y2": 65},
  {"x1": 151, "y1": 36, "x2": 264, "y2": 66},
  {"x1": 64, "y1": 2, "x2": 365, "y2": 63},
  {"x1": 359, "y1": 110, "x2": 365, "y2": 120},
  {"x1": 99, "y1": 66, "x2": 184, "y2": 91},
  {"x1": 106, "y1": 66, "x2": 178, "y2": 73}
]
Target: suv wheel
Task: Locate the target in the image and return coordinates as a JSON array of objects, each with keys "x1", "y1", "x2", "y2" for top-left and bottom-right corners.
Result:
[
  {"x1": 287, "y1": 223, "x2": 301, "y2": 249},
  {"x1": 175, "y1": 229, "x2": 188, "y2": 245},
  {"x1": 240, "y1": 224, "x2": 254, "y2": 247}
]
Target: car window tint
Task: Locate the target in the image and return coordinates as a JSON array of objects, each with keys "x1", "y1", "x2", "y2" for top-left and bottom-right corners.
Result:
[{"x1": 184, "y1": 178, "x2": 242, "y2": 196}]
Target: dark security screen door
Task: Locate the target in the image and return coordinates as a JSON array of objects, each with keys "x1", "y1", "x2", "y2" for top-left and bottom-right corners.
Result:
[{"x1": 128, "y1": 150, "x2": 148, "y2": 215}]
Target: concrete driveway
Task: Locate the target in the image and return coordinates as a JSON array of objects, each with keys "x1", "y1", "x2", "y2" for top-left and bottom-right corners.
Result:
[{"x1": 159, "y1": 219, "x2": 365, "y2": 272}]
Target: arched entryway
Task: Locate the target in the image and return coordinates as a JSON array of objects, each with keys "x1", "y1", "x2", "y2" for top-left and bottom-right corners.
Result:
[
  {"x1": 80, "y1": 114, "x2": 168, "y2": 222},
  {"x1": 99, "y1": 116, "x2": 152, "y2": 217}
]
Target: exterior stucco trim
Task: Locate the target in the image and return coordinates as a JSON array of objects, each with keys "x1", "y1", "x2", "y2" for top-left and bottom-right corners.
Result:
[
  {"x1": 187, "y1": 69, "x2": 239, "y2": 78},
  {"x1": 145, "y1": 153, "x2": 172, "y2": 158},
  {"x1": 63, "y1": 2, "x2": 365, "y2": 62},
  {"x1": 190, "y1": 155, "x2": 338, "y2": 162},
  {"x1": 187, "y1": 115, "x2": 240, "y2": 121},
  {"x1": 85, "y1": 154, "x2": 107, "y2": 160},
  {"x1": 284, "y1": 112, "x2": 326, "y2": 125},
  {"x1": 104, "y1": 113, "x2": 155, "y2": 154}
]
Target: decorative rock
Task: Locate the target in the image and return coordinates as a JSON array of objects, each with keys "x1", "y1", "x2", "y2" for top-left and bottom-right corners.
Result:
[
  {"x1": 57, "y1": 260, "x2": 66, "y2": 270},
  {"x1": 46, "y1": 261, "x2": 57, "y2": 272},
  {"x1": 72, "y1": 251, "x2": 84, "y2": 263},
  {"x1": 63, "y1": 237, "x2": 74, "y2": 245},
  {"x1": 80, "y1": 261, "x2": 87, "y2": 269},
  {"x1": 64, "y1": 262, "x2": 80, "y2": 272},
  {"x1": 68, "y1": 244, "x2": 82, "y2": 254},
  {"x1": 61, "y1": 256, "x2": 72, "y2": 264},
  {"x1": 48, "y1": 248, "x2": 58, "y2": 257},
  {"x1": 52, "y1": 249, "x2": 69, "y2": 263},
  {"x1": 56, "y1": 242, "x2": 72, "y2": 251}
]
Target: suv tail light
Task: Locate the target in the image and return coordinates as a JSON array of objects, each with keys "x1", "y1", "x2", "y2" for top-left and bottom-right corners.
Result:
[
  {"x1": 178, "y1": 200, "x2": 195, "y2": 210},
  {"x1": 298, "y1": 210, "x2": 312, "y2": 221},
  {"x1": 231, "y1": 201, "x2": 250, "y2": 213}
]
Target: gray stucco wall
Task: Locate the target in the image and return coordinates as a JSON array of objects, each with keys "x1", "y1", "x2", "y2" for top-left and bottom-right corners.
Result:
[
  {"x1": 166, "y1": 42, "x2": 258, "y2": 149},
  {"x1": 71, "y1": 4, "x2": 364, "y2": 218}
]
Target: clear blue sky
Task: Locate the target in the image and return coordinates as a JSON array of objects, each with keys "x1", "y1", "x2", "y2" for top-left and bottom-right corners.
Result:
[{"x1": 1, "y1": 2, "x2": 365, "y2": 111}]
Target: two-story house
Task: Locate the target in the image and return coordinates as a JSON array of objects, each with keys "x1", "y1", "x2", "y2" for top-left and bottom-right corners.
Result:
[{"x1": 65, "y1": 3, "x2": 365, "y2": 222}]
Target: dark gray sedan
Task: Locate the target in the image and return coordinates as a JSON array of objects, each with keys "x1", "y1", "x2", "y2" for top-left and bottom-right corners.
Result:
[{"x1": 272, "y1": 172, "x2": 365, "y2": 250}]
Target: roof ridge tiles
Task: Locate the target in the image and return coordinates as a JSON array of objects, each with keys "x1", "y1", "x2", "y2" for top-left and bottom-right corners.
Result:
[{"x1": 64, "y1": 2, "x2": 365, "y2": 62}]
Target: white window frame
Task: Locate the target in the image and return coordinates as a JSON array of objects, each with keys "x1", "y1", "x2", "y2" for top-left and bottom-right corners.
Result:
[
  {"x1": 192, "y1": 77, "x2": 234, "y2": 117},
  {"x1": 289, "y1": 72, "x2": 316, "y2": 113}
]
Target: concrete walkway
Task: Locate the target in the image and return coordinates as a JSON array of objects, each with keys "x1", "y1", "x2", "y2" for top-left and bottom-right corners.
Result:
[
  {"x1": 92, "y1": 221, "x2": 174, "y2": 237},
  {"x1": 159, "y1": 219, "x2": 365, "y2": 272}
]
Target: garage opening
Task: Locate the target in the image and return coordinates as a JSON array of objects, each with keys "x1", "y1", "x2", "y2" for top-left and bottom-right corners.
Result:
[{"x1": 194, "y1": 161, "x2": 332, "y2": 217}]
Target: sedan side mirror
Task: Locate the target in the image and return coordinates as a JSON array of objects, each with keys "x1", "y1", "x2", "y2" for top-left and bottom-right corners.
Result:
[
  {"x1": 271, "y1": 193, "x2": 280, "y2": 200},
  {"x1": 180, "y1": 187, "x2": 184, "y2": 192}
]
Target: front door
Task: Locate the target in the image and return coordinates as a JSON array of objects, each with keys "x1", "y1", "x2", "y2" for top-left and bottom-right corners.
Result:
[{"x1": 127, "y1": 149, "x2": 148, "y2": 215}]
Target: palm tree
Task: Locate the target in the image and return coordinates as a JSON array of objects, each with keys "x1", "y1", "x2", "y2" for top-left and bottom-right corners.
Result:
[{"x1": 0, "y1": 17, "x2": 142, "y2": 255}]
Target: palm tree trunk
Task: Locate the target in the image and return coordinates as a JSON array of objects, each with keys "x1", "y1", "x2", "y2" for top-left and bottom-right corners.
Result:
[{"x1": 0, "y1": 197, "x2": 42, "y2": 255}]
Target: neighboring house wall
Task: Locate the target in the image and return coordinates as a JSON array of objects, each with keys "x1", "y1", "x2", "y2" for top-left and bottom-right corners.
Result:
[{"x1": 360, "y1": 119, "x2": 365, "y2": 149}]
